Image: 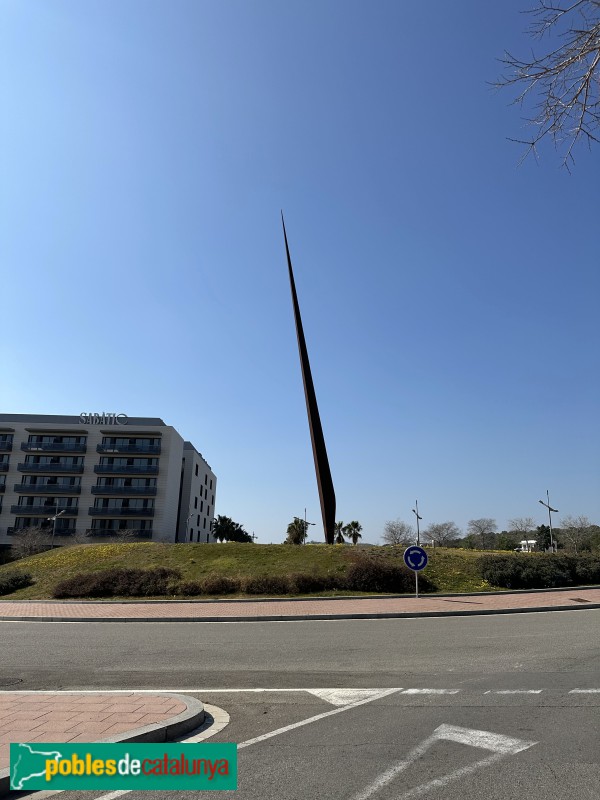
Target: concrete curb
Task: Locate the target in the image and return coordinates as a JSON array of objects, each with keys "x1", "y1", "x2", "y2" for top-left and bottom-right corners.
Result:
[
  {"x1": 0, "y1": 691, "x2": 204, "y2": 797},
  {"x1": 2, "y1": 602, "x2": 600, "y2": 623},
  {"x1": 3, "y1": 584, "x2": 600, "y2": 604}
]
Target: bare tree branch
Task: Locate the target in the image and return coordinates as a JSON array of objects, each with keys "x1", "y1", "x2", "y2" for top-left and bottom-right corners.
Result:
[{"x1": 496, "y1": 0, "x2": 600, "y2": 168}]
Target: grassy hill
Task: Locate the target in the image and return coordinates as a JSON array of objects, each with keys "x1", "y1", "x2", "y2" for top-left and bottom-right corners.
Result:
[{"x1": 0, "y1": 543, "x2": 498, "y2": 599}]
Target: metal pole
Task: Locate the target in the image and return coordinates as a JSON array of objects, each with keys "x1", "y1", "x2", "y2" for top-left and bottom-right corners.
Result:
[
  {"x1": 51, "y1": 503, "x2": 58, "y2": 549},
  {"x1": 547, "y1": 490, "x2": 554, "y2": 551},
  {"x1": 539, "y1": 492, "x2": 558, "y2": 552},
  {"x1": 412, "y1": 500, "x2": 422, "y2": 546},
  {"x1": 415, "y1": 570, "x2": 419, "y2": 599}
]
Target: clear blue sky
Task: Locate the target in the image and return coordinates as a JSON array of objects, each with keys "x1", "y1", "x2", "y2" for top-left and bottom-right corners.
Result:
[{"x1": 1, "y1": 0, "x2": 598, "y2": 542}]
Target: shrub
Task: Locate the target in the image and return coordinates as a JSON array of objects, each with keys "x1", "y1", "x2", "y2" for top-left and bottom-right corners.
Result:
[
  {"x1": 479, "y1": 554, "x2": 600, "y2": 589},
  {"x1": 53, "y1": 567, "x2": 181, "y2": 598},
  {"x1": 200, "y1": 575, "x2": 241, "y2": 595},
  {"x1": 175, "y1": 581, "x2": 204, "y2": 596},
  {"x1": 241, "y1": 574, "x2": 292, "y2": 595},
  {"x1": 0, "y1": 571, "x2": 33, "y2": 596},
  {"x1": 286, "y1": 572, "x2": 337, "y2": 594},
  {"x1": 343, "y1": 558, "x2": 436, "y2": 594}
]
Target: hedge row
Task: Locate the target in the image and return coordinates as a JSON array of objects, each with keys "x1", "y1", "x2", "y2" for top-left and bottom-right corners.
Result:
[
  {"x1": 53, "y1": 559, "x2": 437, "y2": 598},
  {"x1": 54, "y1": 568, "x2": 181, "y2": 598},
  {"x1": 479, "y1": 554, "x2": 600, "y2": 589},
  {"x1": 0, "y1": 571, "x2": 33, "y2": 596}
]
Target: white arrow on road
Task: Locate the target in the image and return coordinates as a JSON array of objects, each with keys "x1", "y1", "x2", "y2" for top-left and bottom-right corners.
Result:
[{"x1": 350, "y1": 723, "x2": 537, "y2": 800}]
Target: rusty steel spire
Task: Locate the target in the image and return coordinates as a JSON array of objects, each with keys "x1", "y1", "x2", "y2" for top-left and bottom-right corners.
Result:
[{"x1": 281, "y1": 213, "x2": 336, "y2": 545}]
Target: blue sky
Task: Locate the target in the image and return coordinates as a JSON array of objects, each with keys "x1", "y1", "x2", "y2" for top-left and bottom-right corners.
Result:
[{"x1": 1, "y1": 0, "x2": 598, "y2": 542}]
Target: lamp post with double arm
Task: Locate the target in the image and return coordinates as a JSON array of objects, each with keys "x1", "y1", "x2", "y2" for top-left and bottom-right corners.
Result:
[{"x1": 539, "y1": 490, "x2": 558, "y2": 552}]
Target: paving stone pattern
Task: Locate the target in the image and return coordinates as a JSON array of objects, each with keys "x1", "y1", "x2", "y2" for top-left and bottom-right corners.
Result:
[{"x1": 0, "y1": 692, "x2": 187, "y2": 770}]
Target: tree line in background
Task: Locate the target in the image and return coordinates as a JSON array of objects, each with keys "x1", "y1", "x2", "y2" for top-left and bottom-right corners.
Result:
[
  {"x1": 285, "y1": 518, "x2": 363, "y2": 545},
  {"x1": 382, "y1": 515, "x2": 600, "y2": 553}
]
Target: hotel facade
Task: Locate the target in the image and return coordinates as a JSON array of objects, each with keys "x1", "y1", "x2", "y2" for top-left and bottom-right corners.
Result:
[{"x1": 0, "y1": 413, "x2": 217, "y2": 549}]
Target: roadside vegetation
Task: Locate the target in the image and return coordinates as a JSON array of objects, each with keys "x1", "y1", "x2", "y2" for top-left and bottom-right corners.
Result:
[{"x1": 0, "y1": 542, "x2": 598, "y2": 600}]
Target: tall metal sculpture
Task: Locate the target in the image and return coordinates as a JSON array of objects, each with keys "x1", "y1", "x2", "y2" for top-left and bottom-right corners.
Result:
[{"x1": 281, "y1": 214, "x2": 336, "y2": 545}]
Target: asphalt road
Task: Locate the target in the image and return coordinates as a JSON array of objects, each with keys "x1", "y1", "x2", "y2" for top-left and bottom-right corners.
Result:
[
  {"x1": 1, "y1": 609, "x2": 599, "y2": 690},
  {"x1": 3, "y1": 609, "x2": 600, "y2": 800}
]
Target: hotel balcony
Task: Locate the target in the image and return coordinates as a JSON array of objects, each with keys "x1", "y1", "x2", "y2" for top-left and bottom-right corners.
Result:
[
  {"x1": 88, "y1": 507, "x2": 155, "y2": 517},
  {"x1": 14, "y1": 483, "x2": 81, "y2": 494},
  {"x1": 11, "y1": 505, "x2": 79, "y2": 516},
  {"x1": 96, "y1": 444, "x2": 161, "y2": 455},
  {"x1": 18, "y1": 463, "x2": 84, "y2": 473},
  {"x1": 7, "y1": 526, "x2": 76, "y2": 536},
  {"x1": 91, "y1": 486, "x2": 157, "y2": 496},
  {"x1": 21, "y1": 442, "x2": 87, "y2": 453},
  {"x1": 94, "y1": 464, "x2": 158, "y2": 475}
]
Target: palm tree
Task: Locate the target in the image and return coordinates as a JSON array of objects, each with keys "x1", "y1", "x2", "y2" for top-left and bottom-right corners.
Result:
[
  {"x1": 285, "y1": 518, "x2": 308, "y2": 545},
  {"x1": 212, "y1": 515, "x2": 250, "y2": 543},
  {"x1": 344, "y1": 520, "x2": 363, "y2": 545},
  {"x1": 334, "y1": 521, "x2": 346, "y2": 545}
]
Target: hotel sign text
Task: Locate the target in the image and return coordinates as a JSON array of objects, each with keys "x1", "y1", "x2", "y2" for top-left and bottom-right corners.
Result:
[{"x1": 79, "y1": 413, "x2": 128, "y2": 425}]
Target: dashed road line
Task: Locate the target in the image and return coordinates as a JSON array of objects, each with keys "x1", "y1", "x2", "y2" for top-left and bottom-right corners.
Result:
[
  {"x1": 400, "y1": 689, "x2": 460, "y2": 695},
  {"x1": 484, "y1": 690, "x2": 544, "y2": 695}
]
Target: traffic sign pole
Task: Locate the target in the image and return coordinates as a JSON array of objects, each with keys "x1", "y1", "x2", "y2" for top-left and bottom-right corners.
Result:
[{"x1": 404, "y1": 545, "x2": 428, "y2": 600}]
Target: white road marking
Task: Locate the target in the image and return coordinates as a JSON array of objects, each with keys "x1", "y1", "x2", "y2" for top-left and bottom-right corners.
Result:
[
  {"x1": 569, "y1": 688, "x2": 600, "y2": 693},
  {"x1": 0, "y1": 687, "x2": 403, "y2": 695},
  {"x1": 238, "y1": 688, "x2": 402, "y2": 748},
  {"x1": 306, "y1": 689, "x2": 395, "y2": 706},
  {"x1": 484, "y1": 690, "x2": 544, "y2": 695},
  {"x1": 401, "y1": 688, "x2": 460, "y2": 695},
  {"x1": 350, "y1": 723, "x2": 537, "y2": 800},
  {"x1": 18, "y1": 688, "x2": 402, "y2": 800}
]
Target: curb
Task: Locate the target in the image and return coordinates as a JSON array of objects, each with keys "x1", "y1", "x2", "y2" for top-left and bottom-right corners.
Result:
[
  {"x1": 0, "y1": 691, "x2": 204, "y2": 797},
  {"x1": 1, "y1": 602, "x2": 600, "y2": 623},
  {"x1": 3, "y1": 584, "x2": 600, "y2": 605}
]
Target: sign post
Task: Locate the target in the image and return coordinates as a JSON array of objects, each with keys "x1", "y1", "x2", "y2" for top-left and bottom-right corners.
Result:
[{"x1": 403, "y1": 545, "x2": 428, "y2": 599}]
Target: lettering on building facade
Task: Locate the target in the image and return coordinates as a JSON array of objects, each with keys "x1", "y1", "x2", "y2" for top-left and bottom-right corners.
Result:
[{"x1": 79, "y1": 413, "x2": 128, "y2": 425}]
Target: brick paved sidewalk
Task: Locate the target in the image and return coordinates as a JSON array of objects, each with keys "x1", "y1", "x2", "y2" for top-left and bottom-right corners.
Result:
[
  {"x1": 1, "y1": 587, "x2": 600, "y2": 621},
  {"x1": 0, "y1": 691, "x2": 202, "y2": 776}
]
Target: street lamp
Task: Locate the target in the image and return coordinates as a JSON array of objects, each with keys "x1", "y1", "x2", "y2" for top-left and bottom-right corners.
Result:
[
  {"x1": 294, "y1": 509, "x2": 315, "y2": 544},
  {"x1": 412, "y1": 500, "x2": 422, "y2": 546},
  {"x1": 186, "y1": 512, "x2": 195, "y2": 542},
  {"x1": 539, "y1": 490, "x2": 558, "y2": 552},
  {"x1": 48, "y1": 507, "x2": 66, "y2": 549}
]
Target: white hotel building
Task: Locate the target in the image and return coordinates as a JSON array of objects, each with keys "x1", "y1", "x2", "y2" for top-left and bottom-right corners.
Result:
[{"x1": 0, "y1": 413, "x2": 217, "y2": 550}]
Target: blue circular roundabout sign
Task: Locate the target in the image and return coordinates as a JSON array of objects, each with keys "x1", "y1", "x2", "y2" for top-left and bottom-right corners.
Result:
[{"x1": 403, "y1": 545, "x2": 428, "y2": 572}]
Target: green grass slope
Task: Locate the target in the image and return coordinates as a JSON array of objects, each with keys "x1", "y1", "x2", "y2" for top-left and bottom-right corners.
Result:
[{"x1": 0, "y1": 543, "x2": 500, "y2": 599}]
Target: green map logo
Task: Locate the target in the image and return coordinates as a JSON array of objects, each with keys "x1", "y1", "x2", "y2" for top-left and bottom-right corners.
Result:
[
  {"x1": 11, "y1": 744, "x2": 64, "y2": 790},
  {"x1": 10, "y1": 742, "x2": 237, "y2": 790}
]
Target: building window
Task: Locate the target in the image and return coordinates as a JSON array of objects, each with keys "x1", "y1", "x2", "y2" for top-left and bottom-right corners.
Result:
[
  {"x1": 210, "y1": 479, "x2": 213, "y2": 489},
  {"x1": 200, "y1": 500, "x2": 203, "y2": 512},
  {"x1": 194, "y1": 496, "x2": 198, "y2": 509},
  {"x1": 197, "y1": 531, "x2": 201, "y2": 542},
  {"x1": 212, "y1": 495, "x2": 214, "y2": 505},
  {"x1": 203, "y1": 518, "x2": 206, "y2": 529},
  {"x1": 207, "y1": 506, "x2": 210, "y2": 516},
  {"x1": 189, "y1": 530, "x2": 193, "y2": 541},
  {"x1": 197, "y1": 515, "x2": 200, "y2": 527},
  {"x1": 195, "y1": 464, "x2": 198, "y2": 476},
  {"x1": 206, "y1": 533, "x2": 210, "y2": 543},
  {"x1": 204, "y1": 475, "x2": 207, "y2": 485}
]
